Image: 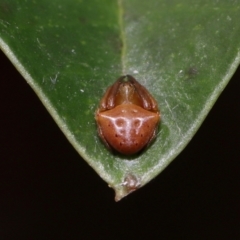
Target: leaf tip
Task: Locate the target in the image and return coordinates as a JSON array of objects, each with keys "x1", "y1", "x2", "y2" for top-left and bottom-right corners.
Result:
[{"x1": 113, "y1": 173, "x2": 141, "y2": 201}]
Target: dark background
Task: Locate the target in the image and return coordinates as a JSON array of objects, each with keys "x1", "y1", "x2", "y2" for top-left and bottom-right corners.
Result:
[{"x1": 0, "y1": 50, "x2": 239, "y2": 239}]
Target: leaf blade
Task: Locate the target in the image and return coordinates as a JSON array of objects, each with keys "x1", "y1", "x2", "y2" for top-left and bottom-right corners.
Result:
[{"x1": 1, "y1": 0, "x2": 240, "y2": 200}]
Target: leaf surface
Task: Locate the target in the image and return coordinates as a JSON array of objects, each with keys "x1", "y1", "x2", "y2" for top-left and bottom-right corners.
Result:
[{"x1": 1, "y1": 0, "x2": 240, "y2": 200}]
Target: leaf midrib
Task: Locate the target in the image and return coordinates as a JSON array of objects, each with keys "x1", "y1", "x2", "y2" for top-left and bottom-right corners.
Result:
[{"x1": 117, "y1": 0, "x2": 127, "y2": 75}]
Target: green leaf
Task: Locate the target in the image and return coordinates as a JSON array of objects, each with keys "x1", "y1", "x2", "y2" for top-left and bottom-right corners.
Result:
[{"x1": 1, "y1": 0, "x2": 240, "y2": 200}]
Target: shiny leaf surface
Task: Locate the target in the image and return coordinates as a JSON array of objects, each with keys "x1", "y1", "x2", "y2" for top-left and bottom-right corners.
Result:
[{"x1": 0, "y1": 0, "x2": 240, "y2": 200}]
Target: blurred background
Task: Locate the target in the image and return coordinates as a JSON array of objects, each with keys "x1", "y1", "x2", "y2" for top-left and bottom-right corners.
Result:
[{"x1": 0, "y1": 50, "x2": 239, "y2": 239}]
